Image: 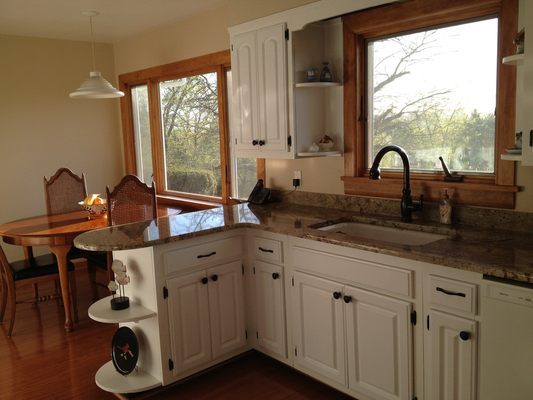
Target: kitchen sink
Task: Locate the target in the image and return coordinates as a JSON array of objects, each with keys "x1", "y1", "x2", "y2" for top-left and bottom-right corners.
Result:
[{"x1": 317, "y1": 222, "x2": 449, "y2": 246}]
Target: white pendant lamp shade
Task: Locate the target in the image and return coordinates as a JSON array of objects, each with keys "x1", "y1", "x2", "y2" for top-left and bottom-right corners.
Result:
[
  {"x1": 70, "y1": 11, "x2": 123, "y2": 99},
  {"x1": 70, "y1": 71, "x2": 124, "y2": 99}
]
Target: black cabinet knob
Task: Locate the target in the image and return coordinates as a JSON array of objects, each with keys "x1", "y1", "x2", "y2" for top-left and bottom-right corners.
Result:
[
  {"x1": 252, "y1": 140, "x2": 259, "y2": 146},
  {"x1": 211, "y1": 274, "x2": 218, "y2": 282},
  {"x1": 459, "y1": 331, "x2": 471, "y2": 341},
  {"x1": 258, "y1": 140, "x2": 265, "y2": 146},
  {"x1": 333, "y1": 291, "x2": 341, "y2": 300},
  {"x1": 201, "y1": 277, "x2": 208, "y2": 285},
  {"x1": 272, "y1": 273, "x2": 280, "y2": 280},
  {"x1": 343, "y1": 295, "x2": 352, "y2": 303}
]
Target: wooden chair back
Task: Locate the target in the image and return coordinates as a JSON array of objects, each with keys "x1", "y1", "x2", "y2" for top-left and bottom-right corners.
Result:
[
  {"x1": 44, "y1": 168, "x2": 88, "y2": 215},
  {"x1": 106, "y1": 175, "x2": 157, "y2": 226}
]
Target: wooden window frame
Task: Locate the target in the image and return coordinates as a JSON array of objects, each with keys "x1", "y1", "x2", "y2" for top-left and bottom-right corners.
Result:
[
  {"x1": 342, "y1": 0, "x2": 519, "y2": 208},
  {"x1": 119, "y1": 50, "x2": 265, "y2": 208}
]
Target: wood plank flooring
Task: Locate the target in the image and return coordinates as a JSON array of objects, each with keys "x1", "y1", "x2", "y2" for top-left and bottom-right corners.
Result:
[{"x1": 0, "y1": 270, "x2": 352, "y2": 400}]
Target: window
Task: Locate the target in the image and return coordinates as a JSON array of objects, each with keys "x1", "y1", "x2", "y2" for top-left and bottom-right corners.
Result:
[
  {"x1": 342, "y1": 0, "x2": 518, "y2": 209},
  {"x1": 119, "y1": 51, "x2": 262, "y2": 206}
]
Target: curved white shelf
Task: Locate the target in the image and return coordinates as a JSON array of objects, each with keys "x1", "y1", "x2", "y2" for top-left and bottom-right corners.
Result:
[
  {"x1": 95, "y1": 361, "x2": 161, "y2": 394},
  {"x1": 502, "y1": 54, "x2": 524, "y2": 65},
  {"x1": 295, "y1": 81, "x2": 342, "y2": 88},
  {"x1": 297, "y1": 151, "x2": 342, "y2": 157},
  {"x1": 88, "y1": 296, "x2": 156, "y2": 324}
]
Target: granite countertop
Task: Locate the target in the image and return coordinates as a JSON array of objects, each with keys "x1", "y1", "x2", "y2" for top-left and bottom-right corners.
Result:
[{"x1": 74, "y1": 202, "x2": 533, "y2": 284}]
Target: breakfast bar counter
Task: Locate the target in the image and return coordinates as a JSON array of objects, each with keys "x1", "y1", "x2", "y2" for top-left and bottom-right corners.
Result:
[{"x1": 74, "y1": 202, "x2": 533, "y2": 284}]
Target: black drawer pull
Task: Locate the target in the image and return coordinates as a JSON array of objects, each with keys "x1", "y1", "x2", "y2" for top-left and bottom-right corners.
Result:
[
  {"x1": 201, "y1": 277, "x2": 208, "y2": 285},
  {"x1": 436, "y1": 287, "x2": 466, "y2": 297},
  {"x1": 258, "y1": 247, "x2": 274, "y2": 253},
  {"x1": 343, "y1": 295, "x2": 353, "y2": 304},
  {"x1": 252, "y1": 140, "x2": 258, "y2": 146},
  {"x1": 197, "y1": 251, "x2": 216, "y2": 259},
  {"x1": 272, "y1": 273, "x2": 280, "y2": 280},
  {"x1": 530, "y1": 130, "x2": 533, "y2": 147},
  {"x1": 211, "y1": 274, "x2": 218, "y2": 282},
  {"x1": 333, "y1": 291, "x2": 341, "y2": 300}
]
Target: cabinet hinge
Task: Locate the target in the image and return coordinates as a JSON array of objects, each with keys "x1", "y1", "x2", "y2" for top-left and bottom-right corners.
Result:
[
  {"x1": 291, "y1": 276, "x2": 294, "y2": 286},
  {"x1": 426, "y1": 315, "x2": 430, "y2": 330},
  {"x1": 231, "y1": 44, "x2": 234, "y2": 51},
  {"x1": 294, "y1": 346, "x2": 298, "y2": 356},
  {"x1": 410, "y1": 310, "x2": 417, "y2": 325},
  {"x1": 285, "y1": 29, "x2": 289, "y2": 41},
  {"x1": 163, "y1": 286, "x2": 168, "y2": 299},
  {"x1": 242, "y1": 264, "x2": 245, "y2": 275},
  {"x1": 245, "y1": 329, "x2": 248, "y2": 339},
  {"x1": 234, "y1": 138, "x2": 237, "y2": 145},
  {"x1": 287, "y1": 135, "x2": 292, "y2": 147},
  {"x1": 256, "y1": 331, "x2": 259, "y2": 339},
  {"x1": 253, "y1": 266, "x2": 256, "y2": 274},
  {"x1": 168, "y1": 358, "x2": 174, "y2": 371}
]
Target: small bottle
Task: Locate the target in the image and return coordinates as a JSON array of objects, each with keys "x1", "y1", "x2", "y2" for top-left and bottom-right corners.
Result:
[
  {"x1": 439, "y1": 189, "x2": 452, "y2": 225},
  {"x1": 320, "y1": 62, "x2": 332, "y2": 82}
]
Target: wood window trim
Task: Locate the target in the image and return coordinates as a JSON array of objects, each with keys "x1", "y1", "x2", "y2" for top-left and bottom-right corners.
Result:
[
  {"x1": 342, "y1": 0, "x2": 519, "y2": 209},
  {"x1": 119, "y1": 50, "x2": 265, "y2": 206}
]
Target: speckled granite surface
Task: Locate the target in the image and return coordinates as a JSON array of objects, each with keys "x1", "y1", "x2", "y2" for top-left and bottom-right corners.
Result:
[{"x1": 74, "y1": 202, "x2": 533, "y2": 284}]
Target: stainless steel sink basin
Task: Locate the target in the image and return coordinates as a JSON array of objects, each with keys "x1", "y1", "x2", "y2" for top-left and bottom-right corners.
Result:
[{"x1": 317, "y1": 222, "x2": 448, "y2": 246}]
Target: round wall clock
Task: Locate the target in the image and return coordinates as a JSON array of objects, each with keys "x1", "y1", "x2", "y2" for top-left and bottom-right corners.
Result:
[{"x1": 111, "y1": 327, "x2": 139, "y2": 375}]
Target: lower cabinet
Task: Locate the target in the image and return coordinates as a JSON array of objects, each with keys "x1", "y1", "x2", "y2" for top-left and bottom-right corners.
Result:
[
  {"x1": 292, "y1": 271, "x2": 413, "y2": 400},
  {"x1": 254, "y1": 260, "x2": 286, "y2": 358},
  {"x1": 166, "y1": 260, "x2": 246, "y2": 376},
  {"x1": 427, "y1": 310, "x2": 477, "y2": 400}
]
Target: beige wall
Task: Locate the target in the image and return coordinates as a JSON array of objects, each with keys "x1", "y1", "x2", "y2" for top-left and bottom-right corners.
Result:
[
  {"x1": 0, "y1": 35, "x2": 123, "y2": 261},
  {"x1": 113, "y1": 0, "x2": 533, "y2": 213}
]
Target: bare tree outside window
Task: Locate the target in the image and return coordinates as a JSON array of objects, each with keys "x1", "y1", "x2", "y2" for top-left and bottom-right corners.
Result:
[{"x1": 367, "y1": 18, "x2": 498, "y2": 174}]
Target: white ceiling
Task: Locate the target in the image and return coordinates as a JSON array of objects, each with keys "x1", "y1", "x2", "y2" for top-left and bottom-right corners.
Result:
[{"x1": 0, "y1": 0, "x2": 226, "y2": 43}]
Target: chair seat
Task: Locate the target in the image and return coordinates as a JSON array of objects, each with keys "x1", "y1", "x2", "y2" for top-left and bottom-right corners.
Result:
[{"x1": 10, "y1": 253, "x2": 74, "y2": 281}]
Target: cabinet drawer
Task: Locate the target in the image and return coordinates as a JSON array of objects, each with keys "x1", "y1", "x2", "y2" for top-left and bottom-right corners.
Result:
[
  {"x1": 292, "y1": 246, "x2": 413, "y2": 298},
  {"x1": 429, "y1": 275, "x2": 477, "y2": 315},
  {"x1": 254, "y1": 237, "x2": 283, "y2": 264},
  {"x1": 163, "y1": 236, "x2": 242, "y2": 276}
]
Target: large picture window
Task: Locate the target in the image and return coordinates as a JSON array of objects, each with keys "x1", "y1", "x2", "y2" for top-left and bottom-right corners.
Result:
[
  {"x1": 342, "y1": 0, "x2": 518, "y2": 208},
  {"x1": 119, "y1": 51, "x2": 262, "y2": 206}
]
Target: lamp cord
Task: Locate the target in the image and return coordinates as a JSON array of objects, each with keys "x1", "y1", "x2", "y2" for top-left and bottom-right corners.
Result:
[{"x1": 89, "y1": 15, "x2": 96, "y2": 71}]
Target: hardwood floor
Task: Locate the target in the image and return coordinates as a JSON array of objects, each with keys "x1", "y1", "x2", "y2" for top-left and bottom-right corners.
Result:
[{"x1": 0, "y1": 270, "x2": 352, "y2": 400}]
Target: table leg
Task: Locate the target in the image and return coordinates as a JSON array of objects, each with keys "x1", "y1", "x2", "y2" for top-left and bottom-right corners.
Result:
[{"x1": 49, "y1": 244, "x2": 73, "y2": 332}]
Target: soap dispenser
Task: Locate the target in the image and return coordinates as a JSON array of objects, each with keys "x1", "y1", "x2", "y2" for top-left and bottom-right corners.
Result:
[{"x1": 439, "y1": 189, "x2": 452, "y2": 225}]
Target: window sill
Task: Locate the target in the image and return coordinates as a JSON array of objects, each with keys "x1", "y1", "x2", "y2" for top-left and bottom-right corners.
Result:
[
  {"x1": 341, "y1": 176, "x2": 519, "y2": 209},
  {"x1": 157, "y1": 195, "x2": 220, "y2": 212}
]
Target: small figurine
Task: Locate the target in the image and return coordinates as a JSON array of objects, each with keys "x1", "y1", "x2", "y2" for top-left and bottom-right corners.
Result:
[
  {"x1": 110, "y1": 260, "x2": 130, "y2": 310},
  {"x1": 320, "y1": 62, "x2": 333, "y2": 82}
]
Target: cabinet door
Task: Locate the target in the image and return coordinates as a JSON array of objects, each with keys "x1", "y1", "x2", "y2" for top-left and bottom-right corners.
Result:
[
  {"x1": 344, "y1": 285, "x2": 412, "y2": 400},
  {"x1": 166, "y1": 270, "x2": 211, "y2": 375},
  {"x1": 207, "y1": 261, "x2": 246, "y2": 359},
  {"x1": 231, "y1": 30, "x2": 259, "y2": 151},
  {"x1": 255, "y1": 261, "x2": 286, "y2": 358},
  {"x1": 292, "y1": 272, "x2": 346, "y2": 385},
  {"x1": 256, "y1": 23, "x2": 289, "y2": 153},
  {"x1": 521, "y1": 1, "x2": 533, "y2": 165},
  {"x1": 428, "y1": 310, "x2": 477, "y2": 400}
]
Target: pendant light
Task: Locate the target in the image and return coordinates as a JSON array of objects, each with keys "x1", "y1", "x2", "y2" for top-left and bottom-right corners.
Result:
[{"x1": 70, "y1": 11, "x2": 124, "y2": 99}]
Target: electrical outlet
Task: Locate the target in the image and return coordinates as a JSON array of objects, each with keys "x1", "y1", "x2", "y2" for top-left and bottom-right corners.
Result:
[
  {"x1": 293, "y1": 170, "x2": 302, "y2": 180},
  {"x1": 293, "y1": 170, "x2": 302, "y2": 188}
]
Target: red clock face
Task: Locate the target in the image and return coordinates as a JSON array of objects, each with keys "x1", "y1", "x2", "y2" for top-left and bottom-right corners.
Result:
[{"x1": 111, "y1": 327, "x2": 139, "y2": 375}]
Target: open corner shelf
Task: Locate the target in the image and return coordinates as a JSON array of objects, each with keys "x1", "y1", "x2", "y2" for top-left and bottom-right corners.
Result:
[
  {"x1": 294, "y1": 81, "x2": 342, "y2": 88},
  {"x1": 501, "y1": 152, "x2": 522, "y2": 161},
  {"x1": 88, "y1": 296, "x2": 156, "y2": 324},
  {"x1": 95, "y1": 361, "x2": 161, "y2": 394},
  {"x1": 297, "y1": 151, "x2": 342, "y2": 157},
  {"x1": 502, "y1": 54, "x2": 525, "y2": 65}
]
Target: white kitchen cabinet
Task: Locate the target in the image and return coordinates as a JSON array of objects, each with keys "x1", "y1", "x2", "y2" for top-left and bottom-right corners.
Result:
[
  {"x1": 427, "y1": 310, "x2": 477, "y2": 400},
  {"x1": 166, "y1": 260, "x2": 246, "y2": 377},
  {"x1": 345, "y1": 285, "x2": 412, "y2": 400},
  {"x1": 254, "y1": 260, "x2": 286, "y2": 358},
  {"x1": 292, "y1": 272, "x2": 346, "y2": 385},
  {"x1": 519, "y1": 0, "x2": 533, "y2": 165},
  {"x1": 231, "y1": 23, "x2": 289, "y2": 158}
]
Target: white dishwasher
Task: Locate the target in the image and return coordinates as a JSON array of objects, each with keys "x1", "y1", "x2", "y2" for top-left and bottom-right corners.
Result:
[{"x1": 480, "y1": 278, "x2": 533, "y2": 400}]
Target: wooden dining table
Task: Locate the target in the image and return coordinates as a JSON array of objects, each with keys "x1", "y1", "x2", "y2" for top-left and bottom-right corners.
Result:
[{"x1": 0, "y1": 206, "x2": 181, "y2": 332}]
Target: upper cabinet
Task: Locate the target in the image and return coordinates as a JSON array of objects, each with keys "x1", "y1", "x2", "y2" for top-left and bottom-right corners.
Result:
[{"x1": 231, "y1": 23, "x2": 290, "y2": 158}]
